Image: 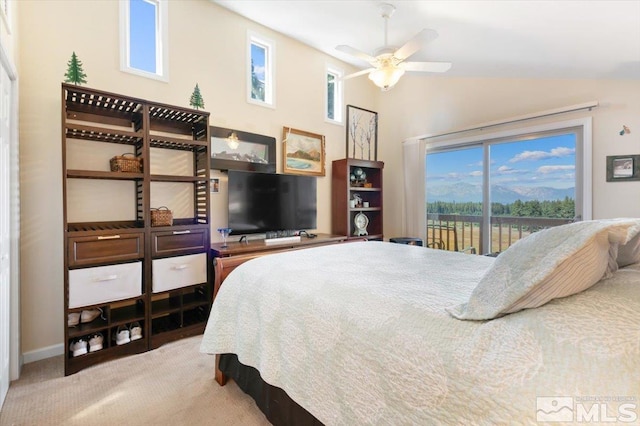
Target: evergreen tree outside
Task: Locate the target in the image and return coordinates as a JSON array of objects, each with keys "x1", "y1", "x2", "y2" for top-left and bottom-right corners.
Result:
[
  {"x1": 64, "y1": 51, "x2": 87, "y2": 86},
  {"x1": 251, "y1": 59, "x2": 265, "y2": 101},
  {"x1": 327, "y1": 74, "x2": 335, "y2": 120},
  {"x1": 189, "y1": 84, "x2": 205, "y2": 110},
  {"x1": 427, "y1": 198, "x2": 574, "y2": 219}
]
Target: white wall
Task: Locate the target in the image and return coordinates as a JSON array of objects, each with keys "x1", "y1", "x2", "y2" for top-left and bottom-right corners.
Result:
[
  {"x1": 376, "y1": 75, "x2": 640, "y2": 239},
  {"x1": 17, "y1": 1, "x2": 375, "y2": 356}
]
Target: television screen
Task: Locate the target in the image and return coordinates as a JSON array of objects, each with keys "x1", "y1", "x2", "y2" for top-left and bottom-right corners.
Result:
[{"x1": 227, "y1": 170, "x2": 317, "y2": 235}]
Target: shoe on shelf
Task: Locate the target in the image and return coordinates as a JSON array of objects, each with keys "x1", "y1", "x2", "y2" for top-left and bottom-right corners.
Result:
[
  {"x1": 67, "y1": 312, "x2": 80, "y2": 327},
  {"x1": 114, "y1": 326, "x2": 130, "y2": 345},
  {"x1": 88, "y1": 333, "x2": 104, "y2": 352},
  {"x1": 70, "y1": 339, "x2": 88, "y2": 357},
  {"x1": 80, "y1": 308, "x2": 104, "y2": 324},
  {"x1": 129, "y1": 322, "x2": 143, "y2": 341}
]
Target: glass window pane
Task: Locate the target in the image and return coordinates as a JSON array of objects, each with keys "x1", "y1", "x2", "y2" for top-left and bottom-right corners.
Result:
[
  {"x1": 327, "y1": 73, "x2": 335, "y2": 120},
  {"x1": 426, "y1": 147, "x2": 483, "y2": 252},
  {"x1": 489, "y1": 134, "x2": 576, "y2": 252},
  {"x1": 251, "y1": 43, "x2": 266, "y2": 102},
  {"x1": 129, "y1": 0, "x2": 157, "y2": 74}
]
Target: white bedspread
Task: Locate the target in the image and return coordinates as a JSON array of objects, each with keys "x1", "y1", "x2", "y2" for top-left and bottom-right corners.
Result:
[{"x1": 200, "y1": 241, "x2": 640, "y2": 425}]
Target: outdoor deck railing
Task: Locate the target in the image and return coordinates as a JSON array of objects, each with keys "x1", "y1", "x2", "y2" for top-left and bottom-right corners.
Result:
[{"x1": 426, "y1": 213, "x2": 573, "y2": 254}]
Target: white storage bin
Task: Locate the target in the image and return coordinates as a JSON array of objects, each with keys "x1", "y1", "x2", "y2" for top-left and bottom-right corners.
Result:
[
  {"x1": 69, "y1": 261, "x2": 142, "y2": 308},
  {"x1": 152, "y1": 253, "x2": 207, "y2": 293}
]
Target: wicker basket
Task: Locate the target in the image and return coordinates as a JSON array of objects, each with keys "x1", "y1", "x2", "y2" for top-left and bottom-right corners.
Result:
[
  {"x1": 151, "y1": 206, "x2": 173, "y2": 227},
  {"x1": 110, "y1": 153, "x2": 142, "y2": 173}
]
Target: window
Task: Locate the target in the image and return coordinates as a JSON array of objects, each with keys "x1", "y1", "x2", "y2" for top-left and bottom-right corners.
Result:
[
  {"x1": 425, "y1": 119, "x2": 591, "y2": 255},
  {"x1": 247, "y1": 31, "x2": 275, "y2": 107},
  {"x1": 326, "y1": 66, "x2": 343, "y2": 124},
  {"x1": 120, "y1": 0, "x2": 168, "y2": 82}
]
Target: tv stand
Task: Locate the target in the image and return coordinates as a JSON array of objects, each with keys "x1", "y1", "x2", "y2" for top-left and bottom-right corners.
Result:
[{"x1": 211, "y1": 233, "x2": 349, "y2": 258}]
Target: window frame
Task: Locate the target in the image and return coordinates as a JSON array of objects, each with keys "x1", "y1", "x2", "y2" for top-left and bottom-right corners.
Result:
[
  {"x1": 325, "y1": 65, "x2": 344, "y2": 125},
  {"x1": 0, "y1": 0, "x2": 10, "y2": 34},
  {"x1": 424, "y1": 117, "x2": 592, "y2": 254},
  {"x1": 247, "y1": 30, "x2": 275, "y2": 108},
  {"x1": 119, "y1": 0, "x2": 169, "y2": 82}
]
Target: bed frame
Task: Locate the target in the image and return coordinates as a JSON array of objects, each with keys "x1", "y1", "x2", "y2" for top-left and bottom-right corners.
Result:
[{"x1": 212, "y1": 252, "x2": 265, "y2": 386}]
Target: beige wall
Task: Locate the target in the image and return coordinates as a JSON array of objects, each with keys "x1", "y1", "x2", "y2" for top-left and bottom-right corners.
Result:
[
  {"x1": 377, "y1": 76, "x2": 640, "y2": 239},
  {"x1": 16, "y1": 0, "x2": 640, "y2": 356},
  {"x1": 17, "y1": 1, "x2": 375, "y2": 354}
]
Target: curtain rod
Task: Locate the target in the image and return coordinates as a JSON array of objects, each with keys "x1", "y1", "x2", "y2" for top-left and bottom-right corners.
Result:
[{"x1": 416, "y1": 100, "x2": 599, "y2": 141}]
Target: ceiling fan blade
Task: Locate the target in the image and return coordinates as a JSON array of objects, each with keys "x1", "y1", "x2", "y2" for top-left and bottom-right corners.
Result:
[
  {"x1": 336, "y1": 45, "x2": 377, "y2": 64},
  {"x1": 401, "y1": 61, "x2": 452, "y2": 73},
  {"x1": 393, "y1": 29, "x2": 439, "y2": 62},
  {"x1": 342, "y1": 68, "x2": 376, "y2": 80}
]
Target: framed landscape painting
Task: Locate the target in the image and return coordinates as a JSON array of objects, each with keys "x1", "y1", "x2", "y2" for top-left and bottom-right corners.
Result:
[
  {"x1": 346, "y1": 105, "x2": 377, "y2": 160},
  {"x1": 282, "y1": 126, "x2": 325, "y2": 176}
]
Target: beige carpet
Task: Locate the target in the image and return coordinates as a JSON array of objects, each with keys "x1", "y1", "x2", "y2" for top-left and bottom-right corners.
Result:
[{"x1": 0, "y1": 336, "x2": 270, "y2": 426}]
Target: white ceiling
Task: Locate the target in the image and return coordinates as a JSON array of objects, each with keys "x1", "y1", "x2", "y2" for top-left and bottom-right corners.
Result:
[{"x1": 213, "y1": 0, "x2": 640, "y2": 80}]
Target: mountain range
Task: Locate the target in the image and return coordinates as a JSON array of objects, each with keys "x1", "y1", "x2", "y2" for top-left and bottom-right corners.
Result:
[{"x1": 428, "y1": 182, "x2": 575, "y2": 203}]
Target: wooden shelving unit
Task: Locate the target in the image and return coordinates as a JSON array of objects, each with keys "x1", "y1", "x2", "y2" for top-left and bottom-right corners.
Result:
[
  {"x1": 331, "y1": 158, "x2": 384, "y2": 240},
  {"x1": 62, "y1": 83, "x2": 211, "y2": 375}
]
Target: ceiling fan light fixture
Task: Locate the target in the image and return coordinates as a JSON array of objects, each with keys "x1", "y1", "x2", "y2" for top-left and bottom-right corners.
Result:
[{"x1": 368, "y1": 66, "x2": 405, "y2": 91}]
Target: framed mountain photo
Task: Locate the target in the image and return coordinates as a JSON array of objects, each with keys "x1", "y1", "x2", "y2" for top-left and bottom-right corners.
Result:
[{"x1": 282, "y1": 126, "x2": 325, "y2": 176}]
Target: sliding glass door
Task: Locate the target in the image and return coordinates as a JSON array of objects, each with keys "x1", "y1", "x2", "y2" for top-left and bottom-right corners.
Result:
[{"x1": 426, "y1": 127, "x2": 582, "y2": 255}]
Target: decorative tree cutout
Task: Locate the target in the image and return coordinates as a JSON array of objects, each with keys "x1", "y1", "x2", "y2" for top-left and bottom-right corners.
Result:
[
  {"x1": 63, "y1": 51, "x2": 87, "y2": 86},
  {"x1": 189, "y1": 83, "x2": 205, "y2": 110}
]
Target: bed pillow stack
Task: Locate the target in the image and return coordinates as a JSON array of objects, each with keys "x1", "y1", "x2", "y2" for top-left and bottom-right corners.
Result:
[{"x1": 447, "y1": 218, "x2": 640, "y2": 321}]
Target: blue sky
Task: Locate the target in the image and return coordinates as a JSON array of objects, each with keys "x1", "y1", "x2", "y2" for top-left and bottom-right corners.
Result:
[
  {"x1": 251, "y1": 44, "x2": 266, "y2": 82},
  {"x1": 129, "y1": 0, "x2": 156, "y2": 73},
  {"x1": 426, "y1": 134, "x2": 576, "y2": 189}
]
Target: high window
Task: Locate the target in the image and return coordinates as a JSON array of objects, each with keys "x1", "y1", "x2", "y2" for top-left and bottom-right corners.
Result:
[
  {"x1": 120, "y1": 0, "x2": 168, "y2": 81},
  {"x1": 326, "y1": 66, "x2": 343, "y2": 124},
  {"x1": 425, "y1": 120, "x2": 590, "y2": 255},
  {"x1": 247, "y1": 31, "x2": 275, "y2": 107}
]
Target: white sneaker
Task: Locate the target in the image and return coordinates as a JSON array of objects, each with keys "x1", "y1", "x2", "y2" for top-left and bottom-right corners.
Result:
[
  {"x1": 129, "y1": 322, "x2": 143, "y2": 341},
  {"x1": 88, "y1": 333, "x2": 103, "y2": 352},
  {"x1": 81, "y1": 308, "x2": 103, "y2": 323},
  {"x1": 70, "y1": 339, "x2": 88, "y2": 357},
  {"x1": 114, "y1": 326, "x2": 130, "y2": 345},
  {"x1": 68, "y1": 312, "x2": 80, "y2": 327}
]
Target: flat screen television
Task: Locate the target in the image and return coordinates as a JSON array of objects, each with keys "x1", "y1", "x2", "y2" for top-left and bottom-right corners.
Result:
[{"x1": 227, "y1": 170, "x2": 317, "y2": 235}]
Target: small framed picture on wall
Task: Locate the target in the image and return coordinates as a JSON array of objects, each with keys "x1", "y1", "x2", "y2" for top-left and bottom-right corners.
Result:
[
  {"x1": 606, "y1": 154, "x2": 640, "y2": 181},
  {"x1": 210, "y1": 178, "x2": 220, "y2": 193}
]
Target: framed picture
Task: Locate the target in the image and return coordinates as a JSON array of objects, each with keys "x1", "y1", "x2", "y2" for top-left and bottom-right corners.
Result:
[
  {"x1": 210, "y1": 126, "x2": 276, "y2": 173},
  {"x1": 346, "y1": 105, "x2": 377, "y2": 160},
  {"x1": 210, "y1": 178, "x2": 220, "y2": 193},
  {"x1": 282, "y1": 126, "x2": 325, "y2": 176},
  {"x1": 606, "y1": 155, "x2": 640, "y2": 181}
]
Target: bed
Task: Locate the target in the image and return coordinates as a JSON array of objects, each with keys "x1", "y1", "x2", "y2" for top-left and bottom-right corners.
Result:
[{"x1": 200, "y1": 219, "x2": 640, "y2": 425}]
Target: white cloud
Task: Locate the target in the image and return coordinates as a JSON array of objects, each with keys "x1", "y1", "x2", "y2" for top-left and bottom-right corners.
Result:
[
  {"x1": 509, "y1": 146, "x2": 575, "y2": 163},
  {"x1": 469, "y1": 170, "x2": 483, "y2": 177},
  {"x1": 537, "y1": 165, "x2": 575, "y2": 174},
  {"x1": 253, "y1": 66, "x2": 266, "y2": 80}
]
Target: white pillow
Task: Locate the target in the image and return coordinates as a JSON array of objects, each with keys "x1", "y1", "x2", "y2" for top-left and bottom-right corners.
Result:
[{"x1": 447, "y1": 219, "x2": 640, "y2": 321}]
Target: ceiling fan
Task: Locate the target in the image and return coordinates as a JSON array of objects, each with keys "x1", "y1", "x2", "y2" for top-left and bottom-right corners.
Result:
[{"x1": 336, "y1": 3, "x2": 452, "y2": 91}]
